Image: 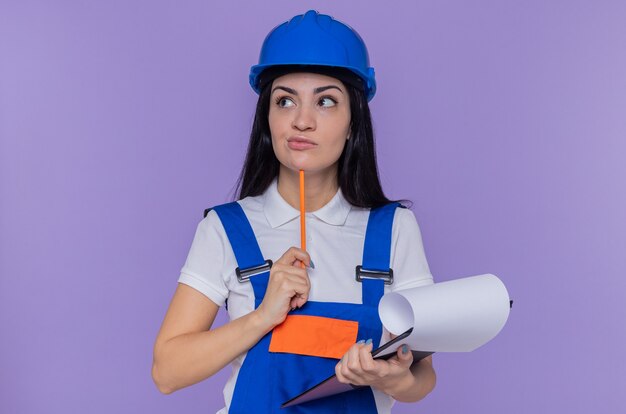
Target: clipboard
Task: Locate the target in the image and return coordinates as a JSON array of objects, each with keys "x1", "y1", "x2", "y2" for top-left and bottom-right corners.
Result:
[{"x1": 281, "y1": 328, "x2": 434, "y2": 408}]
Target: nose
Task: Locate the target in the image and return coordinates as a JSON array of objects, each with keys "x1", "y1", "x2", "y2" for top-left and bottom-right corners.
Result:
[{"x1": 292, "y1": 103, "x2": 316, "y2": 131}]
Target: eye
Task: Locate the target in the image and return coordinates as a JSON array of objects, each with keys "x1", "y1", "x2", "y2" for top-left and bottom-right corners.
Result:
[
  {"x1": 275, "y1": 96, "x2": 295, "y2": 108},
  {"x1": 319, "y1": 96, "x2": 337, "y2": 108}
]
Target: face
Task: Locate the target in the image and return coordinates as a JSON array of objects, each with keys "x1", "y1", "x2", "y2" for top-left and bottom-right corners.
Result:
[{"x1": 268, "y1": 72, "x2": 351, "y2": 176}]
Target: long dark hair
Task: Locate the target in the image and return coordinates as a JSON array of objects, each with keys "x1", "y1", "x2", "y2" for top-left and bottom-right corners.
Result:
[{"x1": 234, "y1": 68, "x2": 403, "y2": 209}]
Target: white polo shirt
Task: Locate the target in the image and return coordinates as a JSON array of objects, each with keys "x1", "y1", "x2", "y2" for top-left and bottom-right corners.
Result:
[{"x1": 178, "y1": 179, "x2": 434, "y2": 414}]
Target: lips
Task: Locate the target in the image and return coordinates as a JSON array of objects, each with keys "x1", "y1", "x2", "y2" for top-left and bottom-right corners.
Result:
[{"x1": 287, "y1": 136, "x2": 317, "y2": 151}]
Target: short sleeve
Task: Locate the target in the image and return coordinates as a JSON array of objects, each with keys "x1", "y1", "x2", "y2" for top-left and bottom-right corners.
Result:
[
  {"x1": 177, "y1": 210, "x2": 229, "y2": 306},
  {"x1": 390, "y1": 208, "x2": 434, "y2": 291}
]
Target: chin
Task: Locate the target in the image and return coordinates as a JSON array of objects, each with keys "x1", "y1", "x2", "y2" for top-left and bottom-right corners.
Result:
[
  {"x1": 287, "y1": 162, "x2": 311, "y2": 173},
  {"x1": 281, "y1": 154, "x2": 312, "y2": 172},
  {"x1": 285, "y1": 162, "x2": 336, "y2": 177},
  {"x1": 277, "y1": 152, "x2": 339, "y2": 175}
]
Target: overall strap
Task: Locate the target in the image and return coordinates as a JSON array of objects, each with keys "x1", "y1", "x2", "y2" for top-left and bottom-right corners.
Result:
[
  {"x1": 360, "y1": 202, "x2": 402, "y2": 307},
  {"x1": 211, "y1": 202, "x2": 269, "y2": 303}
]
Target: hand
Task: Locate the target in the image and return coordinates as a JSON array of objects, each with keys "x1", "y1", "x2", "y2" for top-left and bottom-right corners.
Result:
[
  {"x1": 335, "y1": 340, "x2": 414, "y2": 393},
  {"x1": 254, "y1": 247, "x2": 311, "y2": 330}
]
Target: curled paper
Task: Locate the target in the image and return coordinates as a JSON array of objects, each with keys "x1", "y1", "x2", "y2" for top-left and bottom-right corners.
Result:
[
  {"x1": 282, "y1": 274, "x2": 511, "y2": 408},
  {"x1": 378, "y1": 274, "x2": 510, "y2": 355}
]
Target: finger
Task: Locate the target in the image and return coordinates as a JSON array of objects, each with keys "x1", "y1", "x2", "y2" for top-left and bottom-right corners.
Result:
[
  {"x1": 276, "y1": 246, "x2": 312, "y2": 268},
  {"x1": 358, "y1": 340, "x2": 379, "y2": 375},
  {"x1": 342, "y1": 343, "x2": 359, "y2": 369},
  {"x1": 340, "y1": 360, "x2": 360, "y2": 384},
  {"x1": 267, "y1": 269, "x2": 310, "y2": 309},
  {"x1": 395, "y1": 344, "x2": 414, "y2": 369},
  {"x1": 294, "y1": 295, "x2": 307, "y2": 308},
  {"x1": 287, "y1": 282, "x2": 310, "y2": 304},
  {"x1": 269, "y1": 268, "x2": 306, "y2": 288},
  {"x1": 335, "y1": 361, "x2": 350, "y2": 384},
  {"x1": 284, "y1": 266, "x2": 310, "y2": 285},
  {"x1": 284, "y1": 274, "x2": 309, "y2": 293},
  {"x1": 283, "y1": 277, "x2": 309, "y2": 308},
  {"x1": 270, "y1": 263, "x2": 309, "y2": 285},
  {"x1": 344, "y1": 341, "x2": 365, "y2": 377}
]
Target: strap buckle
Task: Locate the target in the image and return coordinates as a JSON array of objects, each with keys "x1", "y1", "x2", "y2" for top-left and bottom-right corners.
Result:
[
  {"x1": 236, "y1": 259, "x2": 273, "y2": 283},
  {"x1": 355, "y1": 265, "x2": 394, "y2": 285}
]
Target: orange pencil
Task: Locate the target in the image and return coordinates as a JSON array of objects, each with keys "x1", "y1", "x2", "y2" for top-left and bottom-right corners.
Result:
[{"x1": 299, "y1": 169, "x2": 306, "y2": 268}]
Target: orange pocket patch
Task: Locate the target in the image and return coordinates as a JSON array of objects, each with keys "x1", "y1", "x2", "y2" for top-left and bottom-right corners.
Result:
[{"x1": 269, "y1": 315, "x2": 358, "y2": 359}]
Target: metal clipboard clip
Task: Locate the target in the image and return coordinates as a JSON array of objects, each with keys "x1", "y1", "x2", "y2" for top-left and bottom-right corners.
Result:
[
  {"x1": 236, "y1": 259, "x2": 273, "y2": 283},
  {"x1": 355, "y1": 265, "x2": 394, "y2": 285}
]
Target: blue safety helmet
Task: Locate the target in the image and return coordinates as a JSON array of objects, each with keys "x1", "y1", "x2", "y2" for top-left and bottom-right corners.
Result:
[{"x1": 249, "y1": 10, "x2": 377, "y2": 101}]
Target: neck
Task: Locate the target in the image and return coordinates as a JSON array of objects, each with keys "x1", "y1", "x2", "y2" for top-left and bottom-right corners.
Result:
[{"x1": 277, "y1": 165, "x2": 339, "y2": 212}]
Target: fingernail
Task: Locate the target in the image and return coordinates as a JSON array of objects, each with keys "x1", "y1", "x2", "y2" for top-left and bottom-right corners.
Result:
[
  {"x1": 365, "y1": 339, "x2": 372, "y2": 345},
  {"x1": 402, "y1": 345, "x2": 409, "y2": 355},
  {"x1": 309, "y1": 259, "x2": 315, "y2": 269},
  {"x1": 357, "y1": 339, "x2": 365, "y2": 344}
]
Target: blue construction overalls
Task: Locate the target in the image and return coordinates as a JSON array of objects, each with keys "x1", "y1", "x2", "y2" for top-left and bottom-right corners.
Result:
[{"x1": 211, "y1": 201, "x2": 401, "y2": 413}]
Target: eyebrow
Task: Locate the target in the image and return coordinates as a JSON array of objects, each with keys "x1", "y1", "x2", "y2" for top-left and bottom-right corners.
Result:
[{"x1": 271, "y1": 85, "x2": 344, "y2": 95}]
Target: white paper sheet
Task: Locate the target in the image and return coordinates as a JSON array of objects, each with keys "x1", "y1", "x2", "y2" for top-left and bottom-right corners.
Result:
[{"x1": 378, "y1": 274, "x2": 510, "y2": 355}]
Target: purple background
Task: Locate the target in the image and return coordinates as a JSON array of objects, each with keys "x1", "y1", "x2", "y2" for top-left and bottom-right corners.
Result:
[{"x1": 1, "y1": 1, "x2": 625, "y2": 413}]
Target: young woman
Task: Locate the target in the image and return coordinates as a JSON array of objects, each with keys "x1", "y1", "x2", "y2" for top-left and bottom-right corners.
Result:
[{"x1": 152, "y1": 10, "x2": 436, "y2": 413}]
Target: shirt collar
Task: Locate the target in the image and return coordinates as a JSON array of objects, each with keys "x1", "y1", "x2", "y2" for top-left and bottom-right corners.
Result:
[{"x1": 263, "y1": 179, "x2": 352, "y2": 228}]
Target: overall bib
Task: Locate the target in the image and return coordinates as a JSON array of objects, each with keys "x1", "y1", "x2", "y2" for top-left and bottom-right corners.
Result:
[{"x1": 212, "y1": 201, "x2": 400, "y2": 414}]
